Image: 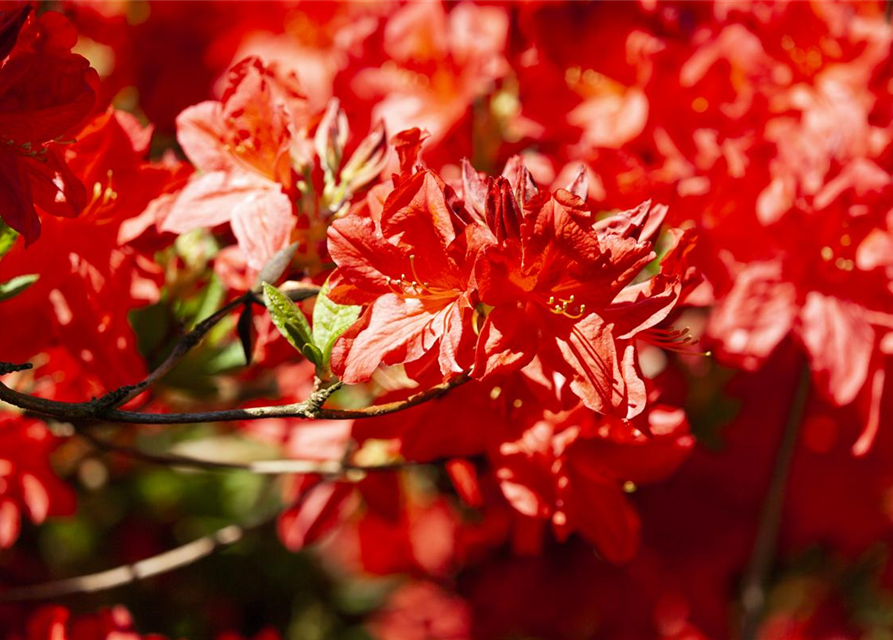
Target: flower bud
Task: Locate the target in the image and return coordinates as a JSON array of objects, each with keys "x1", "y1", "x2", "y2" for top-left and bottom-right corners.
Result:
[
  {"x1": 314, "y1": 97, "x2": 348, "y2": 177},
  {"x1": 339, "y1": 120, "x2": 389, "y2": 195}
]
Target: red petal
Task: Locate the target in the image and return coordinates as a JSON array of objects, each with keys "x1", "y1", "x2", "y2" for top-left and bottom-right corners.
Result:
[
  {"x1": 544, "y1": 314, "x2": 645, "y2": 418},
  {"x1": 229, "y1": 187, "x2": 295, "y2": 271},
  {"x1": 331, "y1": 294, "x2": 456, "y2": 383},
  {"x1": 277, "y1": 482, "x2": 353, "y2": 552},
  {"x1": 0, "y1": 4, "x2": 29, "y2": 60},
  {"x1": 327, "y1": 213, "x2": 413, "y2": 303},
  {"x1": 563, "y1": 164, "x2": 588, "y2": 201},
  {"x1": 0, "y1": 148, "x2": 38, "y2": 242},
  {"x1": 160, "y1": 171, "x2": 268, "y2": 233},
  {"x1": 563, "y1": 469, "x2": 641, "y2": 564},
  {"x1": 852, "y1": 363, "x2": 885, "y2": 457},
  {"x1": 25, "y1": 146, "x2": 87, "y2": 219},
  {"x1": 799, "y1": 292, "x2": 874, "y2": 407},
  {"x1": 603, "y1": 273, "x2": 681, "y2": 339},
  {"x1": 568, "y1": 408, "x2": 693, "y2": 484},
  {"x1": 484, "y1": 177, "x2": 523, "y2": 243},
  {"x1": 391, "y1": 128, "x2": 428, "y2": 178},
  {"x1": 175, "y1": 101, "x2": 230, "y2": 172},
  {"x1": 446, "y1": 459, "x2": 483, "y2": 508},
  {"x1": 0, "y1": 51, "x2": 96, "y2": 143},
  {"x1": 0, "y1": 498, "x2": 20, "y2": 548},
  {"x1": 473, "y1": 304, "x2": 537, "y2": 379},
  {"x1": 496, "y1": 456, "x2": 553, "y2": 519},
  {"x1": 437, "y1": 298, "x2": 474, "y2": 376},
  {"x1": 379, "y1": 170, "x2": 458, "y2": 251},
  {"x1": 707, "y1": 261, "x2": 797, "y2": 370},
  {"x1": 461, "y1": 158, "x2": 488, "y2": 222},
  {"x1": 21, "y1": 472, "x2": 49, "y2": 524}
]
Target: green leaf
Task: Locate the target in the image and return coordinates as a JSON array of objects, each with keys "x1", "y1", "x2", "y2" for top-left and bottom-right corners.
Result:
[
  {"x1": 0, "y1": 274, "x2": 37, "y2": 302},
  {"x1": 190, "y1": 274, "x2": 225, "y2": 329},
  {"x1": 206, "y1": 342, "x2": 252, "y2": 374},
  {"x1": 312, "y1": 281, "x2": 361, "y2": 374},
  {"x1": 0, "y1": 221, "x2": 18, "y2": 261},
  {"x1": 262, "y1": 282, "x2": 322, "y2": 366}
]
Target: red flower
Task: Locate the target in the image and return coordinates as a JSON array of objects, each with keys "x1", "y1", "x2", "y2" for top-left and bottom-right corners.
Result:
[
  {"x1": 494, "y1": 403, "x2": 693, "y2": 563},
  {"x1": 0, "y1": 414, "x2": 74, "y2": 549},
  {"x1": 328, "y1": 167, "x2": 478, "y2": 382},
  {"x1": 350, "y1": 1, "x2": 509, "y2": 161},
  {"x1": 471, "y1": 168, "x2": 690, "y2": 418},
  {"x1": 15, "y1": 605, "x2": 168, "y2": 640},
  {"x1": 327, "y1": 149, "x2": 693, "y2": 419},
  {"x1": 159, "y1": 56, "x2": 306, "y2": 271},
  {"x1": 0, "y1": 5, "x2": 98, "y2": 243},
  {"x1": 707, "y1": 198, "x2": 893, "y2": 455},
  {"x1": 349, "y1": 354, "x2": 693, "y2": 564},
  {"x1": 0, "y1": 109, "x2": 180, "y2": 391}
]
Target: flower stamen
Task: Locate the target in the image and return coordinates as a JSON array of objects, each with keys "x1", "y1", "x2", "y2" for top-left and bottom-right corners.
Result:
[
  {"x1": 641, "y1": 326, "x2": 710, "y2": 356},
  {"x1": 384, "y1": 255, "x2": 457, "y2": 300},
  {"x1": 547, "y1": 294, "x2": 586, "y2": 320}
]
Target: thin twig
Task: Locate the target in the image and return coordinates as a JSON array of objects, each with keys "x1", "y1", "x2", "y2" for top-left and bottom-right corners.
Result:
[
  {"x1": 739, "y1": 366, "x2": 811, "y2": 640},
  {"x1": 79, "y1": 428, "x2": 422, "y2": 476},
  {"x1": 95, "y1": 284, "x2": 321, "y2": 411},
  {"x1": 0, "y1": 277, "x2": 466, "y2": 427},
  {"x1": 94, "y1": 295, "x2": 250, "y2": 411},
  {"x1": 0, "y1": 374, "x2": 468, "y2": 425},
  {"x1": 0, "y1": 522, "x2": 253, "y2": 602},
  {"x1": 0, "y1": 432, "x2": 445, "y2": 603}
]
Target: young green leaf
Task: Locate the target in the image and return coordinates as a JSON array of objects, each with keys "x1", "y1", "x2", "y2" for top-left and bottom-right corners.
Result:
[
  {"x1": 312, "y1": 282, "x2": 361, "y2": 373},
  {"x1": 0, "y1": 222, "x2": 18, "y2": 261},
  {"x1": 0, "y1": 274, "x2": 38, "y2": 302},
  {"x1": 262, "y1": 282, "x2": 322, "y2": 366}
]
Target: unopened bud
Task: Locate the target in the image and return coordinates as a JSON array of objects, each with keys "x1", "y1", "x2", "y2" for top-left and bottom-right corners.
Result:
[
  {"x1": 339, "y1": 120, "x2": 389, "y2": 195},
  {"x1": 314, "y1": 98, "x2": 349, "y2": 177}
]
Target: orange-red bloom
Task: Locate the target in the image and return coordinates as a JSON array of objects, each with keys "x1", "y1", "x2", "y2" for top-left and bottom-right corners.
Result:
[
  {"x1": 159, "y1": 57, "x2": 306, "y2": 271},
  {"x1": 328, "y1": 167, "x2": 478, "y2": 382},
  {"x1": 0, "y1": 5, "x2": 97, "y2": 243},
  {"x1": 470, "y1": 166, "x2": 690, "y2": 418}
]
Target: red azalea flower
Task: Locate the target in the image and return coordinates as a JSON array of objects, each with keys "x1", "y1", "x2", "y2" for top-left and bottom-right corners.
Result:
[
  {"x1": 349, "y1": 353, "x2": 693, "y2": 564},
  {"x1": 15, "y1": 605, "x2": 169, "y2": 640},
  {"x1": 350, "y1": 1, "x2": 509, "y2": 161},
  {"x1": 159, "y1": 56, "x2": 306, "y2": 271},
  {"x1": 327, "y1": 148, "x2": 694, "y2": 417},
  {"x1": 494, "y1": 403, "x2": 693, "y2": 564},
  {"x1": 327, "y1": 166, "x2": 479, "y2": 382},
  {"x1": 470, "y1": 164, "x2": 691, "y2": 418},
  {"x1": 0, "y1": 414, "x2": 75, "y2": 549},
  {"x1": 0, "y1": 5, "x2": 98, "y2": 243},
  {"x1": 707, "y1": 195, "x2": 893, "y2": 455},
  {"x1": 0, "y1": 108, "x2": 182, "y2": 391}
]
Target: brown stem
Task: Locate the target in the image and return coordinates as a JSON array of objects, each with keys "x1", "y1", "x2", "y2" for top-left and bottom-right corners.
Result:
[
  {"x1": 0, "y1": 523, "x2": 252, "y2": 602},
  {"x1": 0, "y1": 445, "x2": 476, "y2": 602},
  {"x1": 0, "y1": 374, "x2": 468, "y2": 425},
  {"x1": 739, "y1": 366, "x2": 810, "y2": 640},
  {"x1": 79, "y1": 427, "x2": 423, "y2": 476},
  {"x1": 95, "y1": 284, "x2": 321, "y2": 411}
]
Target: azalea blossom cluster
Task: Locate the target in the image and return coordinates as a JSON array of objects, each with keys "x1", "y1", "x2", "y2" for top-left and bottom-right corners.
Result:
[
  {"x1": 0, "y1": 1, "x2": 893, "y2": 639},
  {"x1": 322, "y1": 137, "x2": 698, "y2": 563}
]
